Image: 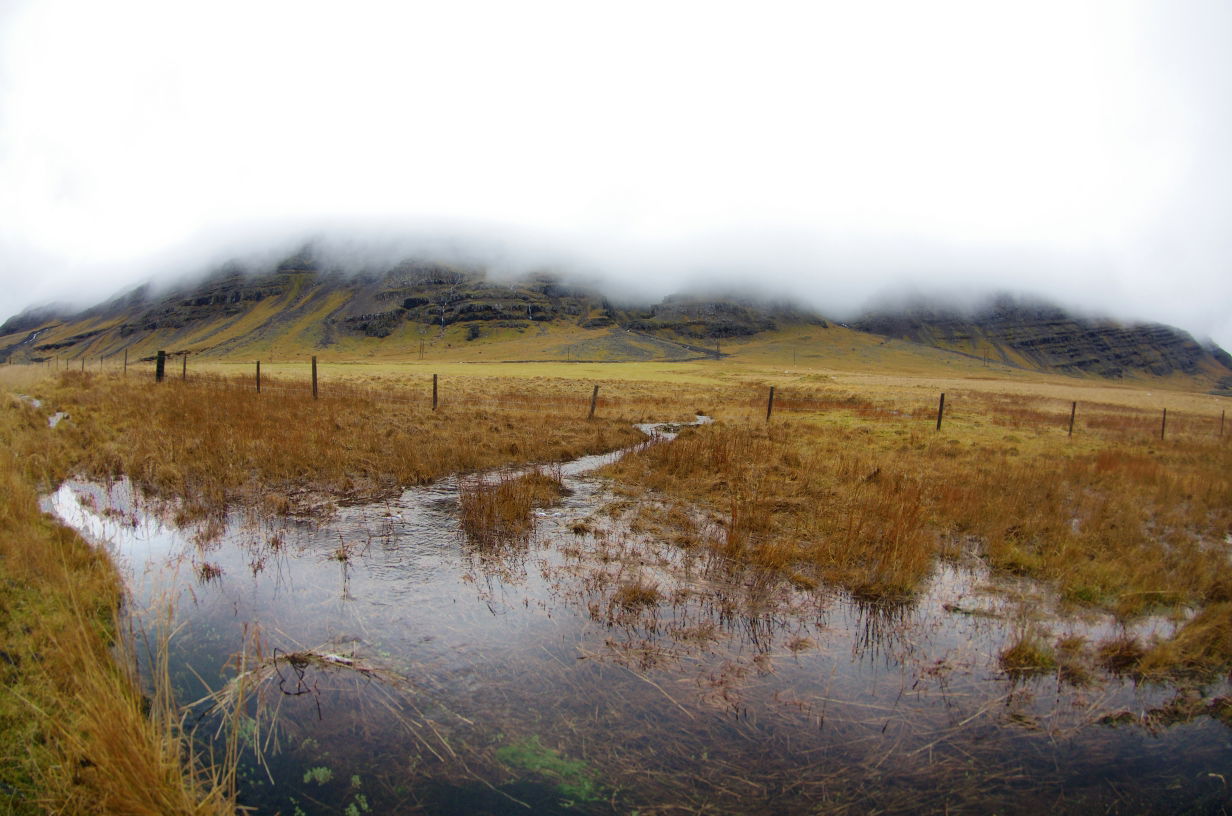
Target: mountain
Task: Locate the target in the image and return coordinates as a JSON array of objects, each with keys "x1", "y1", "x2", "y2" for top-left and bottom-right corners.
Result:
[
  {"x1": 855, "y1": 295, "x2": 1232, "y2": 386},
  {"x1": 2, "y1": 253, "x2": 1229, "y2": 392},
  {"x1": 0, "y1": 253, "x2": 822, "y2": 365}
]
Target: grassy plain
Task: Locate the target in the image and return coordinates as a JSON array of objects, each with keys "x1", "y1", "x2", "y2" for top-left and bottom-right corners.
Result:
[{"x1": 2, "y1": 339, "x2": 1230, "y2": 811}]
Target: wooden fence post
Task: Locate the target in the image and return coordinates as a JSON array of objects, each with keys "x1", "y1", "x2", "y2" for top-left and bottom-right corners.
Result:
[
  {"x1": 1221, "y1": 409, "x2": 1225, "y2": 437},
  {"x1": 123, "y1": 349, "x2": 128, "y2": 377},
  {"x1": 432, "y1": 374, "x2": 438, "y2": 411},
  {"x1": 1160, "y1": 408, "x2": 1167, "y2": 440},
  {"x1": 155, "y1": 350, "x2": 166, "y2": 382},
  {"x1": 1068, "y1": 401, "x2": 1076, "y2": 437},
  {"x1": 181, "y1": 353, "x2": 187, "y2": 380},
  {"x1": 311, "y1": 356, "x2": 318, "y2": 399},
  {"x1": 766, "y1": 386, "x2": 775, "y2": 422},
  {"x1": 256, "y1": 360, "x2": 261, "y2": 393},
  {"x1": 936, "y1": 393, "x2": 945, "y2": 431},
  {"x1": 588, "y1": 385, "x2": 600, "y2": 419},
  {"x1": 80, "y1": 356, "x2": 85, "y2": 372}
]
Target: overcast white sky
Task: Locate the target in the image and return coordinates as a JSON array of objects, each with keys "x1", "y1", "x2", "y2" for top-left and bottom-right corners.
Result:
[{"x1": 1, "y1": 0, "x2": 1230, "y2": 347}]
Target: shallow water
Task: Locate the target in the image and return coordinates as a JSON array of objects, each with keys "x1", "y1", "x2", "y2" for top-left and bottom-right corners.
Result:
[{"x1": 45, "y1": 421, "x2": 1232, "y2": 815}]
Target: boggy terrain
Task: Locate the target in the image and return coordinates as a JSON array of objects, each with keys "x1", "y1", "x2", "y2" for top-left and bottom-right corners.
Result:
[
  {"x1": 2, "y1": 361, "x2": 1231, "y2": 814},
  {"x1": 604, "y1": 391, "x2": 1232, "y2": 679}
]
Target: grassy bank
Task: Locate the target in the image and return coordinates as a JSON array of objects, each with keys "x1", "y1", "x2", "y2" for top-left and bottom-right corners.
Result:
[{"x1": 1, "y1": 374, "x2": 237, "y2": 814}]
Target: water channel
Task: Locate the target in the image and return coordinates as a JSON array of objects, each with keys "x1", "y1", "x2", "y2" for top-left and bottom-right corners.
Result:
[{"x1": 45, "y1": 420, "x2": 1232, "y2": 814}]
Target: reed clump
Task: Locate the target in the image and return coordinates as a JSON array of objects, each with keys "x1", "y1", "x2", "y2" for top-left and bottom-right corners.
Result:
[
  {"x1": 458, "y1": 469, "x2": 566, "y2": 547},
  {"x1": 611, "y1": 579, "x2": 662, "y2": 612},
  {"x1": 999, "y1": 634, "x2": 1058, "y2": 678}
]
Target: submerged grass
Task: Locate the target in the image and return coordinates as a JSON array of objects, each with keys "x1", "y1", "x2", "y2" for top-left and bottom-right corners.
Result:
[{"x1": 495, "y1": 735, "x2": 603, "y2": 805}]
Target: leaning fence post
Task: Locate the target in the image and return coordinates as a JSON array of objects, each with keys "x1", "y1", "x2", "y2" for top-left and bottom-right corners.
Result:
[
  {"x1": 256, "y1": 360, "x2": 261, "y2": 393},
  {"x1": 766, "y1": 386, "x2": 776, "y2": 422},
  {"x1": 432, "y1": 374, "x2": 438, "y2": 411},
  {"x1": 589, "y1": 384, "x2": 599, "y2": 419},
  {"x1": 936, "y1": 393, "x2": 945, "y2": 431},
  {"x1": 1160, "y1": 408, "x2": 1167, "y2": 440},
  {"x1": 311, "y1": 356, "x2": 318, "y2": 399},
  {"x1": 155, "y1": 350, "x2": 166, "y2": 382},
  {"x1": 1068, "y1": 401, "x2": 1076, "y2": 437}
]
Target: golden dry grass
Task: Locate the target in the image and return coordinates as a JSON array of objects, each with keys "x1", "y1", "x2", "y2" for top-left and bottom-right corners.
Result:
[
  {"x1": 27, "y1": 370, "x2": 650, "y2": 522},
  {"x1": 0, "y1": 367, "x2": 670, "y2": 813}
]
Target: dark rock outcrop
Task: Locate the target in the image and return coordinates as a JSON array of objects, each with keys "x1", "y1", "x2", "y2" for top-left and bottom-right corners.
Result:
[{"x1": 856, "y1": 296, "x2": 1232, "y2": 380}]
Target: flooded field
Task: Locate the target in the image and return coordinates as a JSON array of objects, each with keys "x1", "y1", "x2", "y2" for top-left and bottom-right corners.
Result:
[{"x1": 45, "y1": 422, "x2": 1232, "y2": 815}]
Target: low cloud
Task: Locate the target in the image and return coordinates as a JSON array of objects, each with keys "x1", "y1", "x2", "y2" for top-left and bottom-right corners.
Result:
[{"x1": 1, "y1": 0, "x2": 1230, "y2": 349}]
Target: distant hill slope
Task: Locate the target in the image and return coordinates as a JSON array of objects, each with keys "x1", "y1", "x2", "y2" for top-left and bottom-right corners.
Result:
[
  {"x1": 855, "y1": 296, "x2": 1232, "y2": 386},
  {"x1": 2, "y1": 254, "x2": 1230, "y2": 391}
]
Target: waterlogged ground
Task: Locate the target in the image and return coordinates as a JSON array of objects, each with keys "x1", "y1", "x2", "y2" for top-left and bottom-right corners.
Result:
[{"x1": 46, "y1": 423, "x2": 1232, "y2": 815}]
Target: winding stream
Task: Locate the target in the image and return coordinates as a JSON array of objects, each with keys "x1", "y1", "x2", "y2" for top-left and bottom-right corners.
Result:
[{"x1": 45, "y1": 419, "x2": 1232, "y2": 814}]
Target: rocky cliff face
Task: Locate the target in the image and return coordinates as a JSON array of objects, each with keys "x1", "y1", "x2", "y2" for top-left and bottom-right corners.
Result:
[{"x1": 855, "y1": 297, "x2": 1232, "y2": 381}]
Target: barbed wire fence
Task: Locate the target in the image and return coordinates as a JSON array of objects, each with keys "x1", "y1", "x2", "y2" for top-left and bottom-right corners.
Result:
[{"x1": 13, "y1": 350, "x2": 1230, "y2": 442}]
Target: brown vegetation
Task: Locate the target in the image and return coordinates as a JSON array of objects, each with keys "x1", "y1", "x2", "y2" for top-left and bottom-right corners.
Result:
[{"x1": 3, "y1": 361, "x2": 1231, "y2": 811}]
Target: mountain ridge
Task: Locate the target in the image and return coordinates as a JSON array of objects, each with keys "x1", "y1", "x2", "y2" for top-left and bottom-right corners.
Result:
[{"x1": 3, "y1": 254, "x2": 1230, "y2": 391}]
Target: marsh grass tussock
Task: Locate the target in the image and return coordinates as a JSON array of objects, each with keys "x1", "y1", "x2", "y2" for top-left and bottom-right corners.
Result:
[
  {"x1": 999, "y1": 633, "x2": 1058, "y2": 678},
  {"x1": 458, "y1": 468, "x2": 566, "y2": 548}
]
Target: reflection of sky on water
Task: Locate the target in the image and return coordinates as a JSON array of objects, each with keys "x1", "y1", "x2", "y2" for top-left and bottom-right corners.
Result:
[{"x1": 43, "y1": 423, "x2": 1232, "y2": 815}]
